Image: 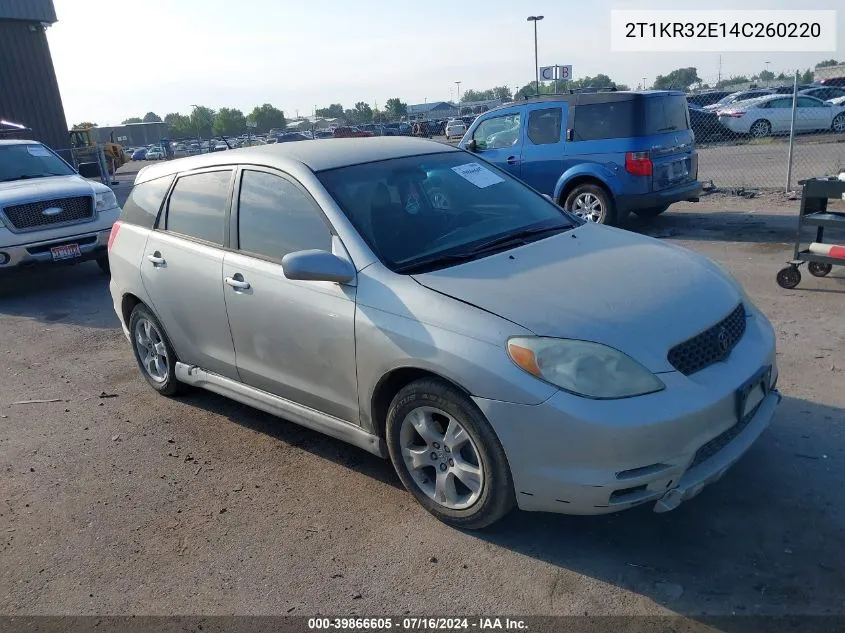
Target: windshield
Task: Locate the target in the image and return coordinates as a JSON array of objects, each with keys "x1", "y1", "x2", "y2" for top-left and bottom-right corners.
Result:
[
  {"x1": 0, "y1": 143, "x2": 75, "y2": 182},
  {"x1": 317, "y1": 152, "x2": 577, "y2": 272}
]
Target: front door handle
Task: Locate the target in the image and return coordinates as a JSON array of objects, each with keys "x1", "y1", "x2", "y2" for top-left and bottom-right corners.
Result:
[
  {"x1": 507, "y1": 156, "x2": 521, "y2": 165},
  {"x1": 224, "y1": 276, "x2": 251, "y2": 290},
  {"x1": 147, "y1": 253, "x2": 165, "y2": 266}
]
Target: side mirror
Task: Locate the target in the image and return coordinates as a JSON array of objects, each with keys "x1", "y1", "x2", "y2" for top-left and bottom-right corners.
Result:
[
  {"x1": 466, "y1": 139, "x2": 478, "y2": 152},
  {"x1": 282, "y1": 249, "x2": 355, "y2": 284},
  {"x1": 77, "y1": 162, "x2": 100, "y2": 179}
]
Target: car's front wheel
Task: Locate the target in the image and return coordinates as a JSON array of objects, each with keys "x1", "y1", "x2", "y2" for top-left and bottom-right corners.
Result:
[
  {"x1": 385, "y1": 378, "x2": 515, "y2": 529},
  {"x1": 128, "y1": 304, "x2": 183, "y2": 396},
  {"x1": 832, "y1": 113, "x2": 845, "y2": 133}
]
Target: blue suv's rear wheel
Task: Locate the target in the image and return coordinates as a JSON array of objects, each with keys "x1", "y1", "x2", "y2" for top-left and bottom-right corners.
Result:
[{"x1": 563, "y1": 184, "x2": 615, "y2": 225}]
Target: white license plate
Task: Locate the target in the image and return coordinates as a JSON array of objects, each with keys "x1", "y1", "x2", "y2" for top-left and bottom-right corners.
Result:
[
  {"x1": 737, "y1": 367, "x2": 770, "y2": 421},
  {"x1": 50, "y1": 243, "x2": 82, "y2": 261},
  {"x1": 743, "y1": 382, "x2": 766, "y2": 419},
  {"x1": 669, "y1": 160, "x2": 689, "y2": 179}
]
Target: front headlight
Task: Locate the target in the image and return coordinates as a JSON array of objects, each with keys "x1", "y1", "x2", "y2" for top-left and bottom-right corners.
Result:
[
  {"x1": 95, "y1": 191, "x2": 118, "y2": 211},
  {"x1": 507, "y1": 337, "x2": 665, "y2": 399}
]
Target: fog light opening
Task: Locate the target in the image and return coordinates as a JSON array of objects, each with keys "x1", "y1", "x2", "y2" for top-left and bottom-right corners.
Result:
[{"x1": 0, "y1": 252, "x2": 10, "y2": 265}]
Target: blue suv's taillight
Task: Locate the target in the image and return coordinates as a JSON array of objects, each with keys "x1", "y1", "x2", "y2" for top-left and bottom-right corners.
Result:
[{"x1": 625, "y1": 151, "x2": 652, "y2": 177}]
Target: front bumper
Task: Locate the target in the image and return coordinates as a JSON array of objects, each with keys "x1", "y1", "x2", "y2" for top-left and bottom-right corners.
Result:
[
  {"x1": 616, "y1": 180, "x2": 703, "y2": 213},
  {"x1": 0, "y1": 227, "x2": 111, "y2": 273},
  {"x1": 474, "y1": 313, "x2": 779, "y2": 515}
]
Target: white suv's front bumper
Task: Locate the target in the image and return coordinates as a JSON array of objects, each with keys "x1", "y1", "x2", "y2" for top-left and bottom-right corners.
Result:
[{"x1": 0, "y1": 226, "x2": 113, "y2": 270}]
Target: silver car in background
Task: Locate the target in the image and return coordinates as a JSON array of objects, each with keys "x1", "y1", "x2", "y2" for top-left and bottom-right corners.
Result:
[
  {"x1": 717, "y1": 93, "x2": 845, "y2": 137},
  {"x1": 108, "y1": 138, "x2": 780, "y2": 529}
]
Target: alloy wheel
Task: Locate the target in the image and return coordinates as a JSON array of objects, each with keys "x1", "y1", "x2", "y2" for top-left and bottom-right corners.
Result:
[
  {"x1": 750, "y1": 120, "x2": 771, "y2": 138},
  {"x1": 833, "y1": 114, "x2": 845, "y2": 133},
  {"x1": 572, "y1": 192, "x2": 604, "y2": 223},
  {"x1": 399, "y1": 406, "x2": 484, "y2": 510},
  {"x1": 134, "y1": 318, "x2": 169, "y2": 383}
]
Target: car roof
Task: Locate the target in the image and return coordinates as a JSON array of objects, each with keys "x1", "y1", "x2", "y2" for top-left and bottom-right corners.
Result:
[
  {"x1": 0, "y1": 139, "x2": 41, "y2": 146},
  {"x1": 481, "y1": 90, "x2": 685, "y2": 115},
  {"x1": 135, "y1": 137, "x2": 458, "y2": 183}
]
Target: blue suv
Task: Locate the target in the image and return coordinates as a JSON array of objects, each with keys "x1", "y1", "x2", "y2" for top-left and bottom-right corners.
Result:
[{"x1": 460, "y1": 91, "x2": 702, "y2": 225}]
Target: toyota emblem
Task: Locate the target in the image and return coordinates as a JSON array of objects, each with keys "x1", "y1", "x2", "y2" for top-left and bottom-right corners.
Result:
[{"x1": 717, "y1": 327, "x2": 730, "y2": 355}]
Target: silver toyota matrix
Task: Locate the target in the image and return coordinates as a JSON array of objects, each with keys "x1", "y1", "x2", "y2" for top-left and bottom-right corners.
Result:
[{"x1": 108, "y1": 137, "x2": 780, "y2": 529}]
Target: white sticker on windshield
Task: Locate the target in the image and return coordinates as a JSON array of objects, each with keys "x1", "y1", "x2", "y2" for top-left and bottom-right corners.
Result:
[
  {"x1": 451, "y1": 162, "x2": 505, "y2": 188},
  {"x1": 26, "y1": 146, "x2": 51, "y2": 157}
]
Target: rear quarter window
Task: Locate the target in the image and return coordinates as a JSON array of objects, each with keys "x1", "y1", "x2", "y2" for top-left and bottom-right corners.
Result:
[
  {"x1": 573, "y1": 101, "x2": 636, "y2": 140},
  {"x1": 119, "y1": 175, "x2": 174, "y2": 229},
  {"x1": 644, "y1": 96, "x2": 690, "y2": 134}
]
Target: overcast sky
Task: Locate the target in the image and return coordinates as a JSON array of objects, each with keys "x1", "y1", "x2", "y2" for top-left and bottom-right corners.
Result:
[{"x1": 48, "y1": 0, "x2": 843, "y2": 126}]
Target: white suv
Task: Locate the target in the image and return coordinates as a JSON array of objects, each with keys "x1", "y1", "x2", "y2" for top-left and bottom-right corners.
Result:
[{"x1": 0, "y1": 140, "x2": 120, "y2": 274}]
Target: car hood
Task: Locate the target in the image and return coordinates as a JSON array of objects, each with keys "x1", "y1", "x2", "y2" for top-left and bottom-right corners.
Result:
[
  {"x1": 0, "y1": 174, "x2": 104, "y2": 205},
  {"x1": 411, "y1": 224, "x2": 743, "y2": 373}
]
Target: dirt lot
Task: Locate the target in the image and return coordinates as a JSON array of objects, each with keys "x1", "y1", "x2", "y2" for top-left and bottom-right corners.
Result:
[{"x1": 1, "y1": 178, "x2": 843, "y2": 622}]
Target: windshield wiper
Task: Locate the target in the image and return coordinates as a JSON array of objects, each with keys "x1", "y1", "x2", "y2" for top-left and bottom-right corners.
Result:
[
  {"x1": 0, "y1": 173, "x2": 64, "y2": 182},
  {"x1": 394, "y1": 251, "x2": 482, "y2": 274},
  {"x1": 462, "y1": 224, "x2": 572, "y2": 256},
  {"x1": 395, "y1": 224, "x2": 573, "y2": 274}
]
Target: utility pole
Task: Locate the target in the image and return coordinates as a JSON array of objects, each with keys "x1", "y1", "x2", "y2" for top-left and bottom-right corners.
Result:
[
  {"x1": 717, "y1": 55, "x2": 722, "y2": 86},
  {"x1": 527, "y1": 16, "x2": 544, "y2": 95},
  {"x1": 455, "y1": 81, "x2": 462, "y2": 100}
]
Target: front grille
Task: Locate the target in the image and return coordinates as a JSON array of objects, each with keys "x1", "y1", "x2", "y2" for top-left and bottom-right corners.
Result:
[
  {"x1": 667, "y1": 303, "x2": 746, "y2": 375},
  {"x1": 2, "y1": 196, "x2": 94, "y2": 231},
  {"x1": 689, "y1": 398, "x2": 763, "y2": 470}
]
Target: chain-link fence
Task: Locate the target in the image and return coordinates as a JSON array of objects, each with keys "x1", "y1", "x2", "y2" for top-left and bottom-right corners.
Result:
[{"x1": 689, "y1": 76, "x2": 845, "y2": 190}]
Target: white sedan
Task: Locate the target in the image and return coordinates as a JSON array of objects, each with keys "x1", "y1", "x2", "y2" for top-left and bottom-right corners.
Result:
[
  {"x1": 146, "y1": 148, "x2": 164, "y2": 160},
  {"x1": 717, "y1": 94, "x2": 845, "y2": 137},
  {"x1": 444, "y1": 119, "x2": 467, "y2": 140}
]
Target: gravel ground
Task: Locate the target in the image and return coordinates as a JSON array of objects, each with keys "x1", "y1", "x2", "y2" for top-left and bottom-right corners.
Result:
[{"x1": 0, "y1": 177, "x2": 843, "y2": 622}]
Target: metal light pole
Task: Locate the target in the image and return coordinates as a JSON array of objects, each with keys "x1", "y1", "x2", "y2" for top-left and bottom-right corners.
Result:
[
  {"x1": 527, "y1": 16, "x2": 544, "y2": 95},
  {"x1": 455, "y1": 81, "x2": 461, "y2": 100},
  {"x1": 642, "y1": 78, "x2": 647, "y2": 90},
  {"x1": 765, "y1": 61, "x2": 771, "y2": 86}
]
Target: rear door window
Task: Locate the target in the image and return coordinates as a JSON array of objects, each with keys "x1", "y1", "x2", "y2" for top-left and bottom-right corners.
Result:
[
  {"x1": 644, "y1": 96, "x2": 690, "y2": 134},
  {"x1": 120, "y1": 174, "x2": 174, "y2": 229},
  {"x1": 165, "y1": 170, "x2": 233, "y2": 246},
  {"x1": 573, "y1": 102, "x2": 636, "y2": 140},
  {"x1": 527, "y1": 108, "x2": 562, "y2": 145}
]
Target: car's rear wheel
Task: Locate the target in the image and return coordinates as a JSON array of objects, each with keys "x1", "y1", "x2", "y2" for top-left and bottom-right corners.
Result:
[
  {"x1": 749, "y1": 119, "x2": 772, "y2": 138},
  {"x1": 633, "y1": 204, "x2": 670, "y2": 219},
  {"x1": 832, "y1": 113, "x2": 845, "y2": 133},
  {"x1": 563, "y1": 184, "x2": 614, "y2": 225},
  {"x1": 385, "y1": 378, "x2": 515, "y2": 529},
  {"x1": 128, "y1": 304, "x2": 182, "y2": 396}
]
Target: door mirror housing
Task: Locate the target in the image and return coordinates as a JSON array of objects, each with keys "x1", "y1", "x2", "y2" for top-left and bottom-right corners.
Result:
[
  {"x1": 77, "y1": 162, "x2": 101, "y2": 179},
  {"x1": 282, "y1": 249, "x2": 355, "y2": 284},
  {"x1": 466, "y1": 139, "x2": 478, "y2": 152}
]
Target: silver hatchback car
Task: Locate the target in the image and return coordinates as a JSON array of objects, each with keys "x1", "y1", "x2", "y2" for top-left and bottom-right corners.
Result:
[{"x1": 109, "y1": 138, "x2": 780, "y2": 529}]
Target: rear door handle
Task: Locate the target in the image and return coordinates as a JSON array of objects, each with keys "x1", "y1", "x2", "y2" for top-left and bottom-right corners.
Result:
[
  {"x1": 224, "y1": 276, "x2": 251, "y2": 290},
  {"x1": 147, "y1": 253, "x2": 165, "y2": 266},
  {"x1": 507, "y1": 156, "x2": 521, "y2": 165}
]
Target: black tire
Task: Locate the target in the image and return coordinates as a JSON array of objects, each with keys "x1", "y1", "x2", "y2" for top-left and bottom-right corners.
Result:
[
  {"x1": 128, "y1": 304, "x2": 183, "y2": 396},
  {"x1": 776, "y1": 266, "x2": 801, "y2": 289},
  {"x1": 749, "y1": 119, "x2": 771, "y2": 138},
  {"x1": 808, "y1": 262, "x2": 833, "y2": 277},
  {"x1": 96, "y1": 256, "x2": 110, "y2": 275},
  {"x1": 385, "y1": 378, "x2": 515, "y2": 530},
  {"x1": 633, "y1": 204, "x2": 670, "y2": 219},
  {"x1": 563, "y1": 183, "x2": 615, "y2": 225}
]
